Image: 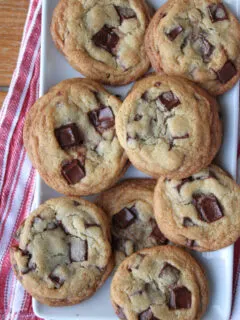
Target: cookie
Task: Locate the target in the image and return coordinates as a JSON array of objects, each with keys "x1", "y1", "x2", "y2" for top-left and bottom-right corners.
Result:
[
  {"x1": 116, "y1": 74, "x2": 222, "y2": 179},
  {"x1": 111, "y1": 246, "x2": 208, "y2": 320},
  {"x1": 145, "y1": 0, "x2": 240, "y2": 95},
  {"x1": 23, "y1": 78, "x2": 128, "y2": 196},
  {"x1": 51, "y1": 0, "x2": 151, "y2": 86},
  {"x1": 10, "y1": 197, "x2": 113, "y2": 306},
  {"x1": 153, "y1": 165, "x2": 240, "y2": 251},
  {"x1": 96, "y1": 179, "x2": 168, "y2": 267}
]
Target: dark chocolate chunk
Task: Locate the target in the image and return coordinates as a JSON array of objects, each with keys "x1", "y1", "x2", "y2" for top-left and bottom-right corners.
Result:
[
  {"x1": 112, "y1": 207, "x2": 137, "y2": 229},
  {"x1": 115, "y1": 6, "x2": 136, "y2": 24},
  {"x1": 186, "y1": 239, "x2": 196, "y2": 247},
  {"x1": 49, "y1": 273, "x2": 65, "y2": 289},
  {"x1": 192, "y1": 193, "x2": 223, "y2": 223},
  {"x1": 138, "y1": 308, "x2": 159, "y2": 320},
  {"x1": 166, "y1": 26, "x2": 183, "y2": 41},
  {"x1": 141, "y1": 91, "x2": 149, "y2": 101},
  {"x1": 73, "y1": 200, "x2": 80, "y2": 206},
  {"x1": 70, "y1": 237, "x2": 88, "y2": 262},
  {"x1": 61, "y1": 160, "x2": 85, "y2": 185},
  {"x1": 183, "y1": 217, "x2": 195, "y2": 227},
  {"x1": 195, "y1": 37, "x2": 215, "y2": 62},
  {"x1": 150, "y1": 225, "x2": 168, "y2": 245},
  {"x1": 159, "y1": 263, "x2": 180, "y2": 284},
  {"x1": 208, "y1": 4, "x2": 228, "y2": 23},
  {"x1": 134, "y1": 114, "x2": 143, "y2": 121},
  {"x1": 54, "y1": 123, "x2": 83, "y2": 150},
  {"x1": 88, "y1": 106, "x2": 115, "y2": 134},
  {"x1": 159, "y1": 91, "x2": 180, "y2": 110},
  {"x1": 112, "y1": 235, "x2": 124, "y2": 251},
  {"x1": 92, "y1": 25, "x2": 119, "y2": 54},
  {"x1": 216, "y1": 60, "x2": 237, "y2": 84},
  {"x1": 116, "y1": 305, "x2": 127, "y2": 320},
  {"x1": 169, "y1": 286, "x2": 192, "y2": 309}
]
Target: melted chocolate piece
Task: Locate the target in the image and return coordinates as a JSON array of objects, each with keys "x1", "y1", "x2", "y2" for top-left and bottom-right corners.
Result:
[
  {"x1": 116, "y1": 305, "x2": 127, "y2": 320},
  {"x1": 92, "y1": 25, "x2": 119, "y2": 54},
  {"x1": 217, "y1": 60, "x2": 237, "y2": 84},
  {"x1": 61, "y1": 160, "x2": 85, "y2": 185},
  {"x1": 208, "y1": 4, "x2": 228, "y2": 23},
  {"x1": 150, "y1": 225, "x2": 168, "y2": 245},
  {"x1": 49, "y1": 273, "x2": 65, "y2": 289},
  {"x1": 54, "y1": 123, "x2": 83, "y2": 150},
  {"x1": 196, "y1": 37, "x2": 215, "y2": 62},
  {"x1": 159, "y1": 91, "x2": 180, "y2": 110},
  {"x1": 183, "y1": 217, "x2": 195, "y2": 227},
  {"x1": 112, "y1": 207, "x2": 137, "y2": 229},
  {"x1": 115, "y1": 6, "x2": 136, "y2": 24},
  {"x1": 138, "y1": 308, "x2": 159, "y2": 320},
  {"x1": 192, "y1": 193, "x2": 223, "y2": 223},
  {"x1": 169, "y1": 286, "x2": 192, "y2": 309},
  {"x1": 166, "y1": 26, "x2": 183, "y2": 41},
  {"x1": 88, "y1": 106, "x2": 115, "y2": 134},
  {"x1": 112, "y1": 235, "x2": 124, "y2": 251},
  {"x1": 73, "y1": 200, "x2": 80, "y2": 206},
  {"x1": 159, "y1": 263, "x2": 180, "y2": 282},
  {"x1": 134, "y1": 114, "x2": 143, "y2": 121},
  {"x1": 70, "y1": 238, "x2": 88, "y2": 262}
]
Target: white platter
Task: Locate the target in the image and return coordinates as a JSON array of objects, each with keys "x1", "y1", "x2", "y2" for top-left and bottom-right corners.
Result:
[{"x1": 33, "y1": 0, "x2": 240, "y2": 319}]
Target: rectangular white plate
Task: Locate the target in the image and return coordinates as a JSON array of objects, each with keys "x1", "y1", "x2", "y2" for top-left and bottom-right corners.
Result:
[{"x1": 33, "y1": 0, "x2": 240, "y2": 319}]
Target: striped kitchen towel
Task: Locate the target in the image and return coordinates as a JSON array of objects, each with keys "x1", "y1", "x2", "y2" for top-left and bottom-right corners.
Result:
[{"x1": 0, "y1": 0, "x2": 240, "y2": 319}]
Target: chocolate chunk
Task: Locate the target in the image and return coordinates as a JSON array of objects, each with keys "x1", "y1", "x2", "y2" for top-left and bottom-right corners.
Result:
[
  {"x1": 73, "y1": 200, "x2": 80, "y2": 206},
  {"x1": 176, "y1": 177, "x2": 194, "y2": 192},
  {"x1": 195, "y1": 37, "x2": 215, "y2": 62},
  {"x1": 159, "y1": 263, "x2": 180, "y2": 284},
  {"x1": 54, "y1": 123, "x2": 83, "y2": 150},
  {"x1": 141, "y1": 91, "x2": 149, "y2": 101},
  {"x1": 112, "y1": 207, "x2": 137, "y2": 229},
  {"x1": 159, "y1": 91, "x2": 180, "y2": 110},
  {"x1": 216, "y1": 61, "x2": 237, "y2": 84},
  {"x1": 61, "y1": 160, "x2": 85, "y2": 185},
  {"x1": 134, "y1": 114, "x2": 143, "y2": 121},
  {"x1": 186, "y1": 239, "x2": 196, "y2": 247},
  {"x1": 166, "y1": 26, "x2": 183, "y2": 41},
  {"x1": 49, "y1": 273, "x2": 65, "y2": 289},
  {"x1": 169, "y1": 286, "x2": 192, "y2": 309},
  {"x1": 115, "y1": 6, "x2": 136, "y2": 24},
  {"x1": 88, "y1": 106, "x2": 115, "y2": 134},
  {"x1": 70, "y1": 237, "x2": 88, "y2": 262},
  {"x1": 150, "y1": 225, "x2": 168, "y2": 245},
  {"x1": 183, "y1": 217, "x2": 195, "y2": 227},
  {"x1": 139, "y1": 308, "x2": 159, "y2": 320},
  {"x1": 92, "y1": 25, "x2": 119, "y2": 54},
  {"x1": 116, "y1": 305, "x2": 127, "y2": 320},
  {"x1": 112, "y1": 235, "x2": 124, "y2": 251},
  {"x1": 192, "y1": 193, "x2": 223, "y2": 223},
  {"x1": 208, "y1": 4, "x2": 228, "y2": 23}
]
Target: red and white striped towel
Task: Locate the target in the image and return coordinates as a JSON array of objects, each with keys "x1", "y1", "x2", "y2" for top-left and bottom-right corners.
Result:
[{"x1": 0, "y1": 1, "x2": 239, "y2": 319}]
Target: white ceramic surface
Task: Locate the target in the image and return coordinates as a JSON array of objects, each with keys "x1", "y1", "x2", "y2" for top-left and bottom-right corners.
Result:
[{"x1": 33, "y1": 0, "x2": 240, "y2": 319}]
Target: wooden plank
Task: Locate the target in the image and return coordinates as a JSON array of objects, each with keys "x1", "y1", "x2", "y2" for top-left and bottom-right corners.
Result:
[
  {"x1": 0, "y1": 0, "x2": 29, "y2": 86},
  {"x1": 0, "y1": 92, "x2": 7, "y2": 108}
]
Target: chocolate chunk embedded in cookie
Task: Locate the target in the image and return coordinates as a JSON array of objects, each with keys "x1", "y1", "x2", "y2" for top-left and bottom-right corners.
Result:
[
  {"x1": 10, "y1": 197, "x2": 113, "y2": 306},
  {"x1": 145, "y1": 0, "x2": 240, "y2": 95},
  {"x1": 51, "y1": 0, "x2": 152, "y2": 85},
  {"x1": 23, "y1": 78, "x2": 128, "y2": 196},
  {"x1": 111, "y1": 246, "x2": 208, "y2": 320},
  {"x1": 116, "y1": 74, "x2": 222, "y2": 179},
  {"x1": 154, "y1": 165, "x2": 240, "y2": 251}
]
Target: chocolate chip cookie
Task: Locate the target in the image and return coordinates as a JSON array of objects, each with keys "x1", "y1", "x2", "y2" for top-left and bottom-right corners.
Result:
[
  {"x1": 10, "y1": 197, "x2": 113, "y2": 306},
  {"x1": 154, "y1": 165, "x2": 240, "y2": 251},
  {"x1": 96, "y1": 179, "x2": 168, "y2": 267},
  {"x1": 145, "y1": 0, "x2": 240, "y2": 95},
  {"x1": 116, "y1": 74, "x2": 222, "y2": 179},
  {"x1": 111, "y1": 246, "x2": 208, "y2": 320},
  {"x1": 51, "y1": 0, "x2": 151, "y2": 86},
  {"x1": 23, "y1": 78, "x2": 128, "y2": 196}
]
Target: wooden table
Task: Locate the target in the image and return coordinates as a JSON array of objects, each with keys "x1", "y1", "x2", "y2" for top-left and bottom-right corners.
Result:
[{"x1": 0, "y1": 0, "x2": 29, "y2": 107}]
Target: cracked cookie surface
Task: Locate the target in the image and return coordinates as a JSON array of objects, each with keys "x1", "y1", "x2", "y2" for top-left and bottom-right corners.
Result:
[
  {"x1": 51, "y1": 0, "x2": 151, "y2": 85},
  {"x1": 10, "y1": 197, "x2": 113, "y2": 306},
  {"x1": 23, "y1": 78, "x2": 128, "y2": 196},
  {"x1": 116, "y1": 74, "x2": 222, "y2": 179},
  {"x1": 145, "y1": 0, "x2": 240, "y2": 95},
  {"x1": 111, "y1": 246, "x2": 208, "y2": 320},
  {"x1": 96, "y1": 179, "x2": 168, "y2": 267},
  {"x1": 154, "y1": 165, "x2": 240, "y2": 251}
]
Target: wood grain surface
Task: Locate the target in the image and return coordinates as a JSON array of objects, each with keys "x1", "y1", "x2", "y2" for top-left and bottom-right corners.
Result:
[{"x1": 0, "y1": 0, "x2": 29, "y2": 87}]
